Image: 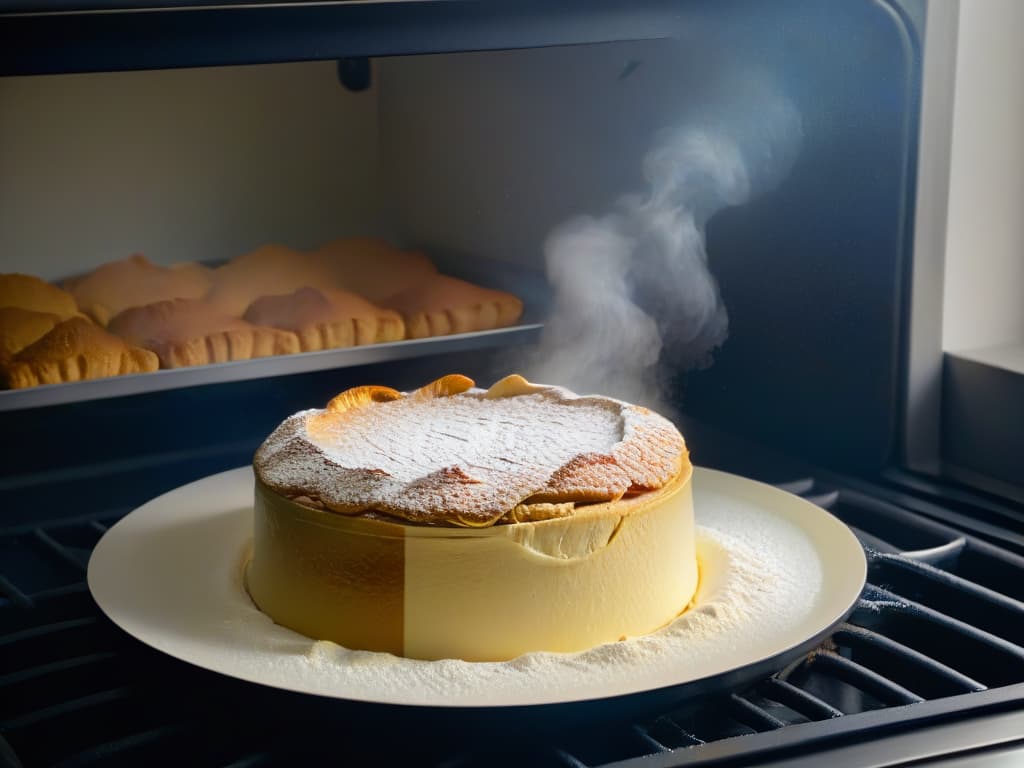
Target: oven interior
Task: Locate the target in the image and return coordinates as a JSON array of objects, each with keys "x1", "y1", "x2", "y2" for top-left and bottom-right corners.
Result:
[{"x1": 2, "y1": 0, "x2": 1024, "y2": 766}]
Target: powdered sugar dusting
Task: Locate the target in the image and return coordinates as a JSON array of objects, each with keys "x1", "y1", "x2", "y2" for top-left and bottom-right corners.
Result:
[
  {"x1": 313, "y1": 392, "x2": 623, "y2": 481},
  {"x1": 221, "y1": 495, "x2": 825, "y2": 705},
  {"x1": 254, "y1": 385, "x2": 686, "y2": 526}
]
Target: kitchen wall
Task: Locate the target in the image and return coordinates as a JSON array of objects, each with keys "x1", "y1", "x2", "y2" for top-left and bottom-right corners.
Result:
[
  {"x1": 0, "y1": 61, "x2": 381, "y2": 280},
  {"x1": 942, "y1": 0, "x2": 1024, "y2": 353}
]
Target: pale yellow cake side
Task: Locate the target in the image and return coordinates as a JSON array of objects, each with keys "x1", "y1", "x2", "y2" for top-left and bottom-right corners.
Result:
[{"x1": 246, "y1": 463, "x2": 696, "y2": 662}]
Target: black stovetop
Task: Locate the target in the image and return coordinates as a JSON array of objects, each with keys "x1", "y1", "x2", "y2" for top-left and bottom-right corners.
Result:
[{"x1": 2, "y1": 424, "x2": 1024, "y2": 768}]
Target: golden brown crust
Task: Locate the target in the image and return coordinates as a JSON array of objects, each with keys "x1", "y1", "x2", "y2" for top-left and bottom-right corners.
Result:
[
  {"x1": 308, "y1": 237, "x2": 438, "y2": 302},
  {"x1": 243, "y1": 286, "x2": 405, "y2": 352},
  {"x1": 524, "y1": 453, "x2": 633, "y2": 505},
  {"x1": 613, "y1": 414, "x2": 691, "y2": 493},
  {"x1": 326, "y1": 384, "x2": 403, "y2": 412},
  {"x1": 379, "y1": 275, "x2": 524, "y2": 338},
  {"x1": 204, "y1": 244, "x2": 336, "y2": 318},
  {"x1": 107, "y1": 298, "x2": 300, "y2": 368},
  {"x1": 255, "y1": 374, "x2": 689, "y2": 527},
  {"x1": 0, "y1": 307, "x2": 63, "y2": 363},
  {"x1": 158, "y1": 239, "x2": 521, "y2": 346},
  {"x1": 485, "y1": 373, "x2": 549, "y2": 399},
  {"x1": 308, "y1": 385, "x2": 403, "y2": 437},
  {"x1": 409, "y1": 373, "x2": 475, "y2": 399},
  {"x1": 0, "y1": 274, "x2": 80, "y2": 320},
  {"x1": 2, "y1": 317, "x2": 158, "y2": 388},
  {"x1": 64, "y1": 253, "x2": 212, "y2": 326}
]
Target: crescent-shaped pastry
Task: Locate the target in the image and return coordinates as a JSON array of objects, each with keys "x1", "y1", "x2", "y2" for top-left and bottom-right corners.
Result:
[
  {"x1": 64, "y1": 253, "x2": 212, "y2": 326},
  {"x1": 378, "y1": 274, "x2": 524, "y2": 338},
  {"x1": 243, "y1": 286, "x2": 404, "y2": 351},
  {"x1": 2, "y1": 317, "x2": 158, "y2": 388},
  {"x1": 204, "y1": 244, "x2": 336, "y2": 318},
  {"x1": 0, "y1": 307, "x2": 63, "y2": 363},
  {"x1": 0, "y1": 273, "x2": 80, "y2": 320},
  {"x1": 108, "y1": 298, "x2": 300, "y2": 368},
  {"x1": 308, "y1": 237, "x2": 438, "y2": 302}
]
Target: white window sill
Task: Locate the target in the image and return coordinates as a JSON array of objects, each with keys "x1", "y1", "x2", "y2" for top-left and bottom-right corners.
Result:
[
  {"x1": 949, "y1": 344, "x2": 1024, "y2": 375},
  {"x1": 942, "y1": 346, "x2": 1024, "y2": 504}
]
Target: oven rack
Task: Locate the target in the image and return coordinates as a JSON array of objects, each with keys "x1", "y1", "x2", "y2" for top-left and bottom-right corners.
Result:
[
  {"x1": 2, "y1": 465, "x2": 1023, "y2": 767},
  {"x1": 0, "y1": 323, "x2": 543, "y2": 413},
  {"x1": 0, "y1": 254, "x2": 547, "y2": 413}
]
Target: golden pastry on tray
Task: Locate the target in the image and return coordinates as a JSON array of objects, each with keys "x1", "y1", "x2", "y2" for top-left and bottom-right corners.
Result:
[
  {"x1": 204, "y1": 244, "x2": 337, "y2": 318},
  {"x1": 309, "y1": 237, "x2": 438, "y2": 301},
  {"x1": 243, "y1": 286, "x2": 405, "y2": 351},
  {"x1": 0, "y1": 307, "x2": 63, "y2": 363},
  {"x1": 247, "y1": 374, "x2": 695, "y2": 661},
  {"x1": 0, "y1": 273, "x2": 80, "y2": 320},
  {"x1": 379, "y1": 273, "x2": 524, "y2": 337},
  {"x1": 0, "y1": 237, "x2": 525, "y2": 390},
  {"x1": 108, "y1": 298, "x2": 300, "y2": 368},
  {"x1": 64, "y1": 253, "x2": 212, "y2": 326},
  {"x1": 2, "y1": 317, "x2": 158, "y2": 389}
]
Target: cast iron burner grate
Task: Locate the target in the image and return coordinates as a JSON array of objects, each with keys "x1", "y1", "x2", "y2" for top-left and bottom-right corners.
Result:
[{"x1": 2, "y1": 472, "x2": 1024, "y2": 767}]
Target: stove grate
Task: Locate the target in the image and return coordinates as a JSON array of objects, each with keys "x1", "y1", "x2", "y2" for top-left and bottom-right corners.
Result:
[{"x1": 2, "y1": 476, "x2": 1023, "y2": 767}]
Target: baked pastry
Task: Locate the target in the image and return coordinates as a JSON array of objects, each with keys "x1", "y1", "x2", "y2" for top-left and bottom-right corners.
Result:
[
  {"x1": 2, "y1": 317, "x2": 158, "y2": 389},
  {"x1": 379, "y1": 274, "x2": 524, "y2": 337},
  {"x1": 243, "y1": 286, "x2": 405, "y2": 351},
  {"x1": 64, "y1": 253, "x2": 212, "y2": 326},
  {"x1": 0, "y1": 273, "x2": 80, "y2": 320},
  {"x1": 204, "y1": 244, "x2": 336, "y2": 318},
  {"x1": 309, "y1": 237, "x2": 438, "y2": 302},
  {"x1": 248, "y1": 373, "x2": 696, "y2": 661},
  {"x1": 0, "y1": 307, "x2": 62, "y2": 362},
  {"x1": 108, "y1": 298, "x2": 300, "y2": 368}
]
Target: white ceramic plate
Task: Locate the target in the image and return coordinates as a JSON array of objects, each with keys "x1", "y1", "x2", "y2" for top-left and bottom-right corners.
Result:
[{"x1": 87, "y1": 466, "x2": 866, "y2": 709}]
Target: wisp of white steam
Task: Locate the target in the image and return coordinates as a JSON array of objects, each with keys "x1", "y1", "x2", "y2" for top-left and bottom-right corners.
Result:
[{"x1": 523, "y1": 74, "x2": 802, "y2": 412}]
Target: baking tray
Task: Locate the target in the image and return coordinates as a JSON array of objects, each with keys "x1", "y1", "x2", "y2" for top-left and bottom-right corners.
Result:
[
  {"x1": 2, "y1": 251, "x2": 549, "y2": 412},
  {"x1": 0, "y1": 322, "x2": 543, "y2": 412}
]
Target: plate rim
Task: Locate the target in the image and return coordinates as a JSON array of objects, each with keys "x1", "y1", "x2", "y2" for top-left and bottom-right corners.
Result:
[{"x1": 87, "y1": 465, "x2": 867, "y2": 709}]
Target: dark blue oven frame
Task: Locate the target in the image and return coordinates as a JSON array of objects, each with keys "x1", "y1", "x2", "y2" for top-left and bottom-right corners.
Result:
[{"x1": 6, "y1": 2, "x2": 1024, "y2": 767}]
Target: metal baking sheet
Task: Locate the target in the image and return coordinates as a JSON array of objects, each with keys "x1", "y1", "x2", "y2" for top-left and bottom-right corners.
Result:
[{"x1": 0, "y1": 323, "x2": 543, "y2": 412}]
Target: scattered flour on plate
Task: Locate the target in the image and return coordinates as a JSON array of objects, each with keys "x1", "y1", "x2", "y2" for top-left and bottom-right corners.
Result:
[{"x1": 220, "y1": 495, "x2": 824, "y2": 706}]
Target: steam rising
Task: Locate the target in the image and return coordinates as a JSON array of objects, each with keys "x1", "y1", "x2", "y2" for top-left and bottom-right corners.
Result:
[{"x1": 523, "y1": 75, "x2": 802, "y2": 411}]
